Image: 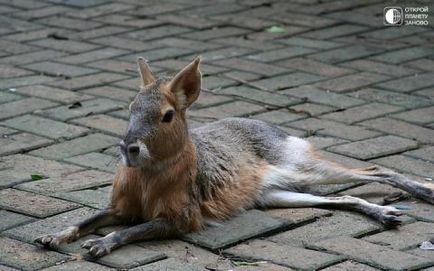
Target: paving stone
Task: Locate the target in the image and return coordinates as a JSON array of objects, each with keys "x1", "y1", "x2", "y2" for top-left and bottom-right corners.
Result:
[
  {"x1": 91, "y1": 36, "x2": 160, "y2": 51},
  {"x1": 130, "y1": 258, "x2": 203, "y2": 271},
  {"x1": 360, "y1": 26, "x2": 427, "y2": 40},
  {"x1": 0, "y1": 64, "x2": 33, "y2": 78},
  {"x1": 41, "y1": 260, "x2": 114, "y2": 271},
  {"x1": 181, "y1": 26, "x2": 250, "y2": 41},
  {"x1": 282, "y1": 86, "x2": 365, "y2": 108},
  {"x1": 29, "y1": 39, "x2": 100, "y2": 53},
  {"x1": 215, "y1": 86, "x2": 301, "y2": 107},
  {"x1": 95, "y1": 14, "x2": 160, "y2": 28},
  {"x1": 392, "y1": 199, "x2": 434, "y2": 223},
  {"x1": 370, "y1": 47, "x2": 434, "y2": 64},
  {"x1": 36, "y1": 16, "x2": 102, "y2": 31},
  {"x1": 321, "y1": 260, "x2": 380, "y2": 271},
  {"x1": 121, "y1": 47, "x2": 193, "y2": 62},
  {"x1": 188, "y1": 47, "x2": 255, "y2": 62},
  {"x1": 67, "y1": 2, "x2": 133, "y2": 19},
  {"x1": 307, "y1": 136, "x2": 349, "y2": 149},
  {"x1": 15, "y1": 169, "x2": 113, "y2": 194},
  {"x1": 97, "y1": 245, "x2": 166, "y2": 269},
  {"x1": 156, "y1": 37, "x2": 223, "y2": 51},
  {"x1": 214, "y1": 58, "x2": 287, "y2": 76},
  {"x1": 225, "y1": 239, "x2": 342, "y2": 270},
  {"x1": 29, "y1": 133, "x2": 118, "y2": 160},
  {"x1": 363, "y1": 221, "x2": 434, "y2": 250},
  {"x1": 0, "y1": 91, "x2": 23, "y2": 104},
  {"x1": 328, "y1": 135, "x2": 418, "y2": 160},
  {"x1": 288, "y1": 118, "x2": 381, "y2": 141},
  {"x1": 212, "y1": 37, "x2": 283, "y2": 51},
  {"x1": 0, "y1": 97, "x2": 57, "y2": 120},
  {"x1": 0, "y1": 50, "x2": 66, "y2": 65},
  {"x1": 0, "y1": 126, "x2": 17, "y2": 136},
  {"x1": 2, "y1": 115, "x2": 88, "y2": 139},
  {"x1": 253, "y1": 72, "x2": 325, "y2": 90},
  {"x1": 37, "y1": 98, "x2": 125, "y2": 121},
  {"x1": 64, "y1": 152, "x2": 118, "y2": 173},
  {"x1": 247, "y1": 47, "x2": 316, "y2": 63},
  {"x1": 279, "y1": 125, "x2": 307, "y2": 138},
  {"x1": 56, "y1": 48, "x2": 129, "y2": 64},
  {"x1": 0, "y1": 264, "x2": 19, "y2": 271},
  {"x1": 189, "y1": 101, "x2": 264, "y2": 120},
  {"x1": 14, "y1": 85, "x2": 92, "y2": 104},
  {"x1": 193, "y1": 91, "x2": 233, "y2": 109},
  {"x1": 360, "y1": 117, "x2": 434, "y2": 144},
  {"x1": 340, "y1": 59, "x2": 419, "y2": 77},
  {"x1": 202, "y1": 75, "x2": 237, "y2": 91},
  {"x1": 307, "y1": 45, "x2": 384, "y2": 63},
  {"x1": 391, "y1": 106, "x2": 434, "y2": 125},
  {"x1": 123, "y1": 25, "x2": 192, "y2": 41},
  {"x1": 250, "y1": 109, "x2": 306, "y2": 124},
  {"x1": 266, "y1": 208, "x2": 332, "y2": 225},
  {"x1": 404, "y1": 146, "x2": 434, "y2": 163},
  {"x1": 0, "y1": 210, "x2": 34, "y2": 232},
  {"x1": 290, "y1": 103, "x2": 336, "y2": 116},
  {"x1": 84, "y1": 59, "x2": 136, "y2": 76},
  {"x1": 278, "y1": 37, "x2": 342, "y2": 49},
  {"x1": 302, "y1": 24, "x2": 368, "y2": 39},
  {"x1": 25, "y1": 61, "x2": 99, "y2": 78},
  {"x1": 322, "y1": 102, "x2": 403, "y2": 124},
  {"x1": 0, "y1": 75, "x2": 57, "y2": 89},
  {"x1": 182, "y1": 210, "x2": 288, "y2": 250},
  {"x1": 71, "y1": 114, "x2": 127, "y2": 137},
  {"x1": 0, "y1": 237, "x2": 68, "y2": 271},
  {"x1": 309, "y1": 236, "x2": 434, "y2": 270},
  {"x1": 0, "y1": 189, "x2": 79, "y2": 218},
  {"x1": 0, "y1": 132, "x2": 52, "y2": 156},
  {"x1": 276, "y1": 57, "x2": 353, "y2": 77},
  {"x1": 313, "y1": 72, "x2": 390, "y2": 93},
  {"x1": 269, "y1": 211, "x2": 380, "y2": 247},
  {"x1": 376, "y1": 73, "x2": 434, "y2": 93},
  {"x1": 406, "y1": 58, "x2": 434, "y2": 72},
  {"x1": 371, "y1": 155, "x2": 434, "y2": 178},
  {"x1": 47, "y1": 72, "x2": 128, "y2": 91},
  {"x1": 5, "y1": 207, "x2": 99, "y2": 243},
  {"x1": 56, "y1": 186, "x2": 111, "y2": 210}
]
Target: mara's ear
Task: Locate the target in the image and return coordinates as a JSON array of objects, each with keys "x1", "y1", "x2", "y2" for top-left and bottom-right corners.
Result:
[
  {"x1": 137, "y1": 57, "x2": 155, "y2": 87},
  {"x1": 167, "y1": 57, "x2": 201, "y2": 109}
]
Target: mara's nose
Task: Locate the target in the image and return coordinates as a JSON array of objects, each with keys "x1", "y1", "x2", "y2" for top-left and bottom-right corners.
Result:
[{"x1": 128, "y1": 144, "x2": 140, "y2": 155}]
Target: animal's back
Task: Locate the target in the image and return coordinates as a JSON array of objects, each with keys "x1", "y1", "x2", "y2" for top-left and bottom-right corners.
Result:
[{"x1": 190, "y1": 117, "x2": 307, "y2": 220}]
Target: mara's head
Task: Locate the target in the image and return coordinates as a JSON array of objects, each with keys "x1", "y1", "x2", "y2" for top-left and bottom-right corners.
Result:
[{"x1": 120, "y1": 57, "x2": 201, "y2": 168}]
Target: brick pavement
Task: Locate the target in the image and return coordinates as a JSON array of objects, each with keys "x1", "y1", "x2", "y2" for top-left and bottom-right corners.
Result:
[{"x1": 0, "y1": 0, "x2": 433, "y2": 270}]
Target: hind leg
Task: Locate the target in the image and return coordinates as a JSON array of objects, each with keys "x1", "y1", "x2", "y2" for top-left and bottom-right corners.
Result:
[{"x1": 260, "y1": 190, "x2": 402, "y2": 227}]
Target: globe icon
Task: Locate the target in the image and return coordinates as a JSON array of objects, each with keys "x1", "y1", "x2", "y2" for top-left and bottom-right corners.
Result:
[{"x1": 385, "y1": 8, "x2": 402, "y2": 25}]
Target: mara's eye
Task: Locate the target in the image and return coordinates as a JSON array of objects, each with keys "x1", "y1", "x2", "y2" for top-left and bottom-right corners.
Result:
[{"x1": 162, "y1": 110, "x2": 175, "y2": 123}]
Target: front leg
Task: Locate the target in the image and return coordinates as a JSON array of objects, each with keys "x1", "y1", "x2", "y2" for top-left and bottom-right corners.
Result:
[
  {"x1": 81, "y1": 218, "x2": 178, "y2": 257},
  {"x1": 35, "y1": 209, "x2": 122, "y2": 249}
]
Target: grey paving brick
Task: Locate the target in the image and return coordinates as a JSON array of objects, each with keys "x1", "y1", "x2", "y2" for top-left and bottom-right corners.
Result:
[
  {"x1": 340, "y1": 59, "x2": 419, "y2": 77},
  {"x1": 0, "y1": 189, "x2": 79, "y2": 218},
  {"x1": 328, "y1": 135, "x2": 418, "y2": 160},
  {"x1": 253, "y1": 72, "x2": 325, "y2": 90},
  {"x1": 322, "y1": 102, "x2": 403, "y2": 124},
  {"x1": 182, "y1": 210, "x2": 287, "y2": 250},
  {"x1": 313, "y1": 72, "x2": 390, "y2": 93},
  {"x1": 351, "y1": 88, "x2": 432, "y2": 109},
  {"x1": 36, "y1": 16, "x2": 102, "y2": 30},
  {"x1": 371, "y1": 155, "x2": 434, "y2": 178},
  {"x1": 14, "y1": 85, "x2": 92, "y2": 104},
  {"x1": 406, "y1": 58, "x2": 434, "y2": 72},
  {"x1": 91, "y1": 36, "x2": 160, "y2": 51},
  {"x1": 56, "y1": 186, "x2": 111, "y2": 210},
  {"x1": 213, "y1": 37, "x2": 283, "y2": 51},
  {"x1": 97, "y1": 245, "x2": 166, "y2": 269},
  {"x1": 64, "y1": 152, "x2": 118, "y2": 173},
  {"x1": 95, "y1": 14, "x2": 160, "y2": 28},
  {"x1": 29, "y1": 39, "x2": 100, "y2": 53},
  {"x1": 16, "y1": 169, "x2": 112, "y2": 194},
  {"x1": 0, "y1": 133, "x2": 52, "y2": 156},
  {"x1": 398, "y1": 200, "x2": 434, "y2": 222},
  {"x1": 189, "y1": 101, "x2": 264, "y2": 120},
  {"x1": 56, "y1": 48, "x2": 129, "y2": 64},
  {"x1": 288, "y1": 118, "x2": 381, "y2": 141},
  {"x1": 391, "y1": 106, "x2": 434, "y2": 125},
  {"x1": 0, "y1": 210, "x2": 34, "y2": 232},
  {"x1": 321, "y1": 261, "x2": 380, "y2": 271},
  {"x1": 41, "y1": 261, "x2": 114, "y2": 271},
  {"x1": 370, "y1": 47, "x2": 434, "y2": 64},
  {"x1": 80, "y1": 86, "x2": 136, "y2": 102},
  {"x1": 215, "y1": 86, "x2": 301, "y2": 107},
  {"x1": 5, "y1": 207, "x2": 99, "y2": 243},
  {"x1": 0, "y1": 91, "x2": 22, "y2": 104},
  {"x1": 123, "y1": 25, "x2": 192, "y2": 41},
  {"x1": 0, "y1": 237, "x2": 68, "y2": 271},
  {"x1": 376, "y1": 73, "x2": 434, "y2": 93},
  {"x1": 251, "y1": 109, "x2": 306, "y2": 124},
  {"x1": 189, "y1": 47, "x2": 255, "y2": 62},
  {"x1": 363, "y1": 221, "x2": 434, "y2": 250},
  {"x1": 309, "y1": 236, "x2": 434, "y2": 270},
  {"x1": 0, "y1": 98, "x2": 57, "y2": 119},
  {"x1": 360, "y1": 117, "x2": 434, "y2": 144},
  {"x1": 29, "y1": 133, "x2": 118, "y2": 159},
  {"x1": 266, "y1": 207, "x2": 332, "y2": 225},
  {"x1": 0, "y1": 64, "x2": 33, "y2": 78},
  {"x1": 278, "y1": 37, "x2": 343, "y2": 49},
  {"x1": 290, "y1": 102, "x2": 336, "y2": 116},
  {"x1": 0, "y1": 50, "x2": 66, "y2": 65},
  {"x1": 130, "y1": 258, "x2": 203, "y2": 271},
  {"x1": 308, "y1": 45, "x2": 384, "y2": 63},
  {"x1": 214, "y1": 58, "x2": 287, "y2": 76},
  {"x1": 85, "y1": 59, "x2": 136, "y2": 75},
  {"x1": 37, "y1": 98, "x2": 124, "y2": 121},
  {"x1": 193, "y1": 91, "x2": 233, "y2": 109},
  {"x1": 181, "y1": 26, "x2": 250, "y2": 40},
  {"x1": 276, "y1": 57, "x2": 354, "y2": 77},
  {"x1": 302, "y1": 24, "x2": 368, "y2": 39},
  {"x1": 307, "y1": 136, "x2": 349, "y2": 149},
  {"x1": 156, "y1": 37, "x2": 222, "y2": 51},
  {"x1": 268, "y1": 211, "x2": 380, "y2": 247},
  {"x1": 23, "y1": 61, "x2": 98, "y2": 77},
  {"x1": 404, "y1": 146, "x2": 434, "y2": 163},
  {"x1": 247, "y1": 47, "x2": 315, "y2": 63},
  {"x1": 47, "y1": 72, "x2": 129, "y2": 91},
  {"x1": 360, "y1": 26, "x2": 427, "y2": 40},
  {"x1": 201, "y1": 75, "x2": 237, "y2": 91},
  {"x1": 2, "y1": 115, "x2": 89, "y2": 139},
  {"x1": 282, "y1": 86, "x2": 365, "y2": 108},
  {"x1": 225, "y1": 239, "x2": 342, "y2": 270},
  {"x1": 71, "y1": 114, "x2": 127, "y2": 137},
  {"x1": 0, "y1": 75, "x2": 57, "y2": 89}
]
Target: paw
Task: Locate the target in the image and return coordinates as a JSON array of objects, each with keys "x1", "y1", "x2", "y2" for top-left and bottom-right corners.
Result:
[
  {"x1": 81, "y1": 238, "x2": 113, "y2": 258},
  {"x1": 35, "y1": 227, "x2": 78, "y2": 249},
  {"x1": 379, "y1": 206, "x2": 403, "y2": 227}
]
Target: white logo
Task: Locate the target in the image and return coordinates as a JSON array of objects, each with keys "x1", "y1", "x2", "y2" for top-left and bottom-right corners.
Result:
[{"x1": 384, "y1": 7, "x2": 403, "y2": 25}]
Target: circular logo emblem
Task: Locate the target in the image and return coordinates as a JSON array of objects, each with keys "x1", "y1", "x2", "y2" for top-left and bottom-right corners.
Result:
[{"x1": 385, "y1": 8, "x2": 402, "y2": 25}]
